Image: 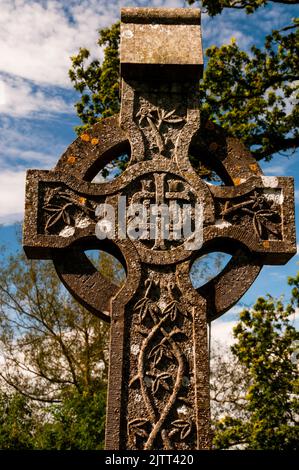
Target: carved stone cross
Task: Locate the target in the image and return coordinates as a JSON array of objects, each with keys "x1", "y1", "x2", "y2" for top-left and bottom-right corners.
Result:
[{"x1": 23, "y1": 8, "x2": 296, "y2": 450}]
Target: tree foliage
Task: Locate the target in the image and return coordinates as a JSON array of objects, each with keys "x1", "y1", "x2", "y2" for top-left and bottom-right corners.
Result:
[
  {"x1": 0, "y1": 243, "x2": 297, "y2": 449},
  {"x1": 0, "y1": 252, "x2": 111, "y2": 403},
  {"x1": 0, "y1": 392, "x2": 35, "y2": 449},
  {"x1": 0, "y1": 245, "x2": 123, "y2": 449},
  {"x1": 200, "y1": 22, "x2": 299, "y2": 161},
  {"x1": 69, "y1": 22, "x2": 120, "y2": 134},
  {"x1": 188, "y1": 0, "x2": 299, "y2": 15},
  {"x1": 69, "y1": 3, "x2": 298, "y2": 162},
  {"x1": 214, "y1": 293, "x2": 299, "y2": 450},
  {"x1": 1, "y1": 1, "x2": 298, "y2": 449},
  {"x1": 35, "y1": 389, "x2": 106, "y2": 450},
  {"x1": 210, "y1": 342, "x2": 250, "y2": 423}
]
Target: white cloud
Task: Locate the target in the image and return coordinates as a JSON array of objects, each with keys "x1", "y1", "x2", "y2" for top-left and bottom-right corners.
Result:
[
  {"x1": 0, "y1": 0, "x2": 296, "y2": 226},
  {"x1": 0, "y1": 116, "x2": 71, "y2": 173},
  {"x1": 0, "y1": 170, "x2": 26, "y2": 224},
  {"x1": 210, "y1": 302, "x2": 251, "y2": 346},
  {"x1": 211, "y1": 319, "x2": 236, "y2": 347},
  {"x1": 0, "y1": 80, "x2": 5, "y2": 105},
  {"x1": 261, "y1": 152, "x2": 298, "y2": 177},
  {"x1": 202, "y1": 2, "x2": 296, "y2": 53},
  {"x1": 0, "y1": 0, "x2": 105, "y2": 87},
  {"x1": 0, "y1": 0, "x2": 185, "y2": 118},
  {"x1": 0, "y1": 75, "x2": 71, "y2": 117},
  {"x1": 0, "y1": 0, "x2": 184, "y2": 88},
  {"x1": 204, "y1": 22, "x2": 252, "y2": 50},
  {"x1": 0, "y1": 0, "x2": 294, "y2": 90},
  {"x1": 211, "y1": 304, "x2": 299, "y2": 348}
]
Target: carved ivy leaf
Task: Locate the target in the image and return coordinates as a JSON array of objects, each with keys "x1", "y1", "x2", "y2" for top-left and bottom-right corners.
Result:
[
  {"x1": 169, "y1": 419, "x2": 192, "y2": 440},
  {"x1": 43, "y1": 204, "x2": 63, "y2": 212},
  {"x1": 128, "y1": 418, "x2": 150, "y2": 445},
  {"x1": 161, "y1": 109, "x2": 185, "y2": 124},
  {"x1": 149, "y1": 343, "x2": 173, "y2": 367},
  {"x1": 259, "y1": 217, "x2": 281, "y2": 236},
  {"x1": 62, "y1": 210, "x2": 71, "y2": 226},
  {"x1": 57, "y1": 192, "x2": 92, "y2": 213},
  {"x1": 253, "y1": 215, "x2": 262, "y2": 238},
  {"x1": 45, "y1": 210, "x2": 64, "y2": 231},
  {"x1": 220, "y1": 191, "x2": 281, "y2": 240},
  {"x1": 44, "y1": 203, "x2": 73, "y2": 231},
  {"x1": 253, "y1": 210, "x2": 281, "y2": 239},
  {"x1": 134, "y1": 298, "x2": 160, "y2": 324},
  {"x1": 43, "y1": 191, "x2": 95, "y2": 232},
  {"x1": 152, "y1": 372, "x2": 172, "y2": 395},
  {"x1": 163, "y1": 300, "x2": 179, "y2": 321},
  {"x1": 163, "y1": 300, "x2": 189, "y2": 321},
  {"x1": 163, "y1": 117, "x2": 185, "y2": 124}
]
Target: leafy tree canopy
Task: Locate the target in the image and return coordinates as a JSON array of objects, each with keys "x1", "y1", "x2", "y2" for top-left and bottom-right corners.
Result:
[
  {"x1": 69, "y1": 2, "x2": 298, "y2": 165},
  {"x1": 214, "y1": 290, "x2": 299, "y2": 450},
  {"x1": 187, "y1": 0, "x2": 299, "y2": 16},
  {"x1": 0, "y1": 392, "x2": 35, "y2": 450},
  {"x1": 0, "y1": 245, "x2": 123, "y2": 449},
  {"x1": 35, "y1": 390, "x2": 106, "y2": 450}
]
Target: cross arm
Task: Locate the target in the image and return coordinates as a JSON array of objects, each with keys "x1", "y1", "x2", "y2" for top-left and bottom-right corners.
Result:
[
  {"x1": 23, "y1": 169, "x2": 103, "y2": 259},
  {"x1": 204, "y1": 175, "x2": 296, "y2": 265},
  {"x1": 23, "y1": 169, "x2": 125, "y2": 322}
]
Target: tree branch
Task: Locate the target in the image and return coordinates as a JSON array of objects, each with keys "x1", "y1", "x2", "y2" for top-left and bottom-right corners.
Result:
[
  {"x1": 270, "y1": 0, "x2": 299, "y2": 4},
  {"x1": 0, "y1": 372, "x2": 61, "y2": 404},
  {"x1": 253, "y1": 136, "x2": 299, "y2": 160}
]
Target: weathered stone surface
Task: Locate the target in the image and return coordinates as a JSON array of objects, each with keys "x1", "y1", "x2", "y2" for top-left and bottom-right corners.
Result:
[
  {"x1": 120, "y1": 8, "x2": 203, "y2": 81},
  {"x1": 23, "y1": 7, "x2": 296, "y2": 450}
]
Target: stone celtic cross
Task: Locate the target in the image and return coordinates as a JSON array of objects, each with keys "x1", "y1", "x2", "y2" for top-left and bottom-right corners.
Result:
[{"x1": 23, "y1": 8, "x2": 296, "y2": 450}]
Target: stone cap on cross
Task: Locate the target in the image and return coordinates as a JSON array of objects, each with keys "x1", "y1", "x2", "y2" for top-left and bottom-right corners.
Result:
[
  {"x1": 120, "y1": 7, "x2": 203, "y2": 81},
  {"x1": 23, "y1": 7, "x2": 296, "y2": 450}
]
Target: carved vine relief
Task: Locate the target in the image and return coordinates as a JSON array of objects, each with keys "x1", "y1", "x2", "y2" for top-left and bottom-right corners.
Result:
[
  {"x1": 42, "y1": 187, "x2": 96, "y2": 236},
  {"x1": 127, "y1": 272, "x2": 195, "y2": 450},
  {"x1": 218, "y1": 190, "x2": 282, "y2": 240}
]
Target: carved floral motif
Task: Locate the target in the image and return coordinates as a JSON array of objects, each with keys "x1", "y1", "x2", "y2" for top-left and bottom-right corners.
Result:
[
  {"x1": 220, "y1": 190, "x2": 282, "y2": 240},
  {"x1": 136, "y1": 104, "x2": 185, "y2": 157},
  {"x1": 43, "y1": 187, "x2": 95, "y2": 234}
]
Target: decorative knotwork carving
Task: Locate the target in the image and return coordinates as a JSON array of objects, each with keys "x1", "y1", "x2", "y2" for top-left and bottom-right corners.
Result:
[{"x1": 125, "y1": 172, "x2": 199, "y2": 250}]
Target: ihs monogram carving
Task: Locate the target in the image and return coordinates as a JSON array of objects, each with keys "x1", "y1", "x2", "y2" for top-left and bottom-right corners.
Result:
[
  {"x1": 126, "y1": 172, "x2": 198, "y2": 250},
  {"x1": 128, "y1": 273, "x2": 194, "y2": 450},
  {"x1": 136, "y1": 102, "x2": 185, "y2": 159}
]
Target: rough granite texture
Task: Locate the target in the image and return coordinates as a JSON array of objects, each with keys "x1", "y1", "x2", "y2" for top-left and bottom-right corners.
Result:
[{"x1": 23, "y1": 7, "x2": 296, "y2": 450}]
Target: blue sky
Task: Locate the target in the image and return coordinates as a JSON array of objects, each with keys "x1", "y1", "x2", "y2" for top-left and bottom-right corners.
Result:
[{"x1": 0, "y1": 0, "x2": 298, "y2": 344}]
